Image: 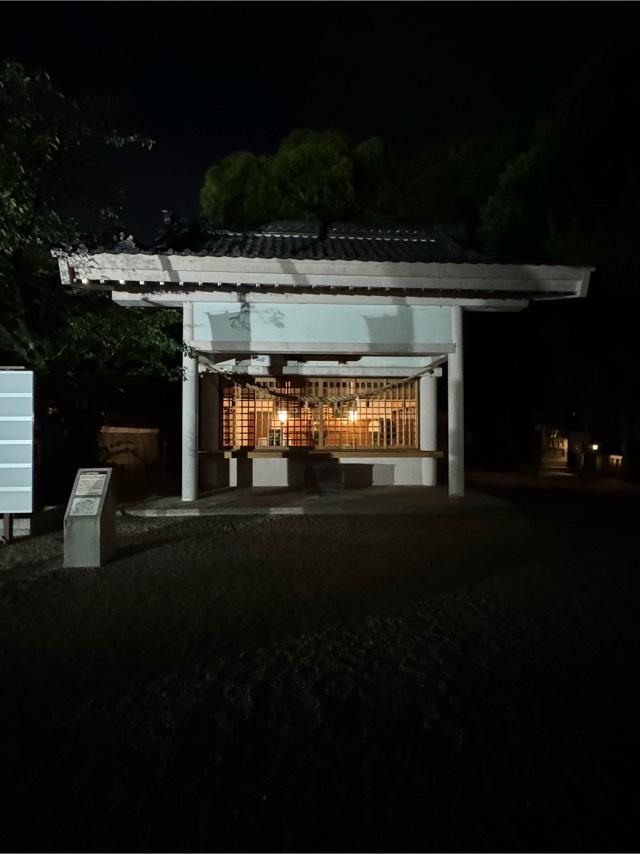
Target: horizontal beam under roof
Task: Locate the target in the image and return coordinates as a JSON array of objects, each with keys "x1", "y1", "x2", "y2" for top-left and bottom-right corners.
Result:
[
  {"x1": 55, "y1": 251, "x2": 592, "y2": 303},
  {"x1": 112, "y1": 291, "x2": 529, "y2": 312}
]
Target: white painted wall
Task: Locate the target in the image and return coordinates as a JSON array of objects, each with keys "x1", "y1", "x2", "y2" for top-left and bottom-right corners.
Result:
[
  {"x1": 252, "y1": 458, "x2": 289, "y2": 487},
  {"x1": 193, "y1": 301, "x2": 453, "y2": 355},
  {"x1": 250, "y1": 457, "x2": 306, "y2": 488},
  {"x1": 228, "y1": 455, "x2": 426, "y2": 488}
]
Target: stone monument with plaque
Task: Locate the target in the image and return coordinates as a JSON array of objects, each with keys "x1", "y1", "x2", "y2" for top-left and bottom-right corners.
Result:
[{"x1": 64, "y1": 468, "x2": 116, "y2": 567}]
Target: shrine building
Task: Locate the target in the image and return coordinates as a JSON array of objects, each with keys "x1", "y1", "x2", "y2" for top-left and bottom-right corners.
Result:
[{"x1": 54, "y1": 222, "x2": 592, "y2": 500}]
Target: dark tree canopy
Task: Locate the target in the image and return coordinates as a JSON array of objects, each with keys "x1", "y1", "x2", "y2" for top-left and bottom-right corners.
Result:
[
  {"x1": 474, "y1": 34, "x2": 640, "y2": 469},
  {"x1": 0, "y1": 61, "x2": 181, "y2": 384},
  {"x1": 200, "y1": 129, "x2": 406, "y2": 227},
  {"x1": 199, "y1": 125, "x2": 525, "y2": 244},
  {"x1": 479, "y1": 35, "x2": 640, "y2": 270}
]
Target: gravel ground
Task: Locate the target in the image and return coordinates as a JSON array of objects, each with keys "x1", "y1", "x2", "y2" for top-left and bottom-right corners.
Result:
[{"x1": 1, "y1": 480, "x2": 639, "y2": 852}]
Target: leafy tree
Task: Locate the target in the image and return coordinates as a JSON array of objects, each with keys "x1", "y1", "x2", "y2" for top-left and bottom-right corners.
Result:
[
  {"x1": 404, "y1": 128, "x2": 527, "y2": 243},
  {"x1": 200, "y1": 150, "x2": 264, "y2": 225},
  {"x1": 0, "y1": 61, "x2": 186, "y2": 499},
  {"x1": 478, "y1": 128, "x2": 553, "y2": 261},
  {"x1": 476, "y1": 34, "x2": 640, "y2": 476},
  {"x1": 267, "y1": 129, "x2": 354, "y2": 224},
  {"x1": 199, "y1": 125, "x2": 526, "y2": 239},
  {"x1": 0, "y1": 60, "x2": 181, "y2": 384},
  {"x1": 479, "y1": 34, "x2": 640, "y2": 268},
  {"x1": 352, "y1": 136, "x2": 404, "y2": 223},
  {"x1": 200, "y1": 129, "x2": 403, "y2": 227}
]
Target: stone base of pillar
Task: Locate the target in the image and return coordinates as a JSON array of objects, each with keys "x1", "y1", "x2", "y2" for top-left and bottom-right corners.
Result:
[{"x1": 421, "y1": 457, "x2": 437, "y2": 486}]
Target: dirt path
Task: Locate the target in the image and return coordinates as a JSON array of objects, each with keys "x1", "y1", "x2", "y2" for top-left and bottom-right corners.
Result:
[{"x1": 1, "y1": 483, "x2": 639, "y2": 851}]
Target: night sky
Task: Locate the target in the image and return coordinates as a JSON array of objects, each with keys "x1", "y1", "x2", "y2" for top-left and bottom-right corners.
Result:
[{"x1": 2, "y1": 2, "x2": 634, "y2": 240}]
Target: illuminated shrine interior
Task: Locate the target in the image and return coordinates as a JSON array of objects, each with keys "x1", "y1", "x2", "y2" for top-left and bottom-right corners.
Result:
[{"x1": 221, "y1": 377, "x2": 418, "y2": 450}]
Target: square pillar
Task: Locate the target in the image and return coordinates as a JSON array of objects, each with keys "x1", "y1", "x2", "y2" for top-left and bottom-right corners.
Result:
[
  {"x1": 199, "y1": 371, "x2": 220, "y2": 453},
  {"x1": 181, "y1": 301, "x2": 198, "y2": 501},
  {"x1": 419, "y1": 372, "x2": 437, "y2": 486},
  {"x1": 199, "y1": 370, "x2": 228, "y2": 490},
  {"x1": 447, "y1": 306, "x2": 465, "y2": 497}
]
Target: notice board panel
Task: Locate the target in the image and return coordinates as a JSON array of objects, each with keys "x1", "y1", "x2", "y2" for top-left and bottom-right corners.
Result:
[{"x1": 0, "y1": 370, "x2": 33, "y2": 514}]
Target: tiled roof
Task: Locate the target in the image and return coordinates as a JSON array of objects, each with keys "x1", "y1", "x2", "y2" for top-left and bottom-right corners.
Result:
[{"x1": 72, "y1": 221, "x2": 484, "y2": 264}]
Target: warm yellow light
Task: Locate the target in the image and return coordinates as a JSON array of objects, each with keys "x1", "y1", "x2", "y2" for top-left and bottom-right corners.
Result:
[
  {"x1": 590, "y1": 443, "x2": 599, "y2": 451},
  {"x1": 348, "y1": 409, "x2": 359, "y2": 421},
  {"x1": 277, "y1": 409, "x2": 288, "y2": 423}
]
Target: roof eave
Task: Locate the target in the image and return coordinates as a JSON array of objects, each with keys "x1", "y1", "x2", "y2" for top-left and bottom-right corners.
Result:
[{"x1": 53, "y1": 251, "x2": 594, "y2": 301}]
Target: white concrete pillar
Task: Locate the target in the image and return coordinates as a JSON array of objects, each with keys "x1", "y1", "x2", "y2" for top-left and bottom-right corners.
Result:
[
  {"x1": 181, "y1": 301, "x2": 198, "y2": 501},
  {"x1": 419, "y1": 372, "x2": 437, "y2": 486},
  {"x1": 448, "y1": 306, "x2": 465, "y2": 497}
]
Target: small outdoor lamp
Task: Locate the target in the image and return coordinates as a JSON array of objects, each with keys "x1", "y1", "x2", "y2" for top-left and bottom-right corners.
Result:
[
  {"x1": 348, "y1": 409, "x2": 358, "y2": 422},
  {"x1": 277, "y1": 409, "x2": 288, "y2": 423},
  {"x1": 590, "y1": 443, "x2": 599, "y2": 451}
]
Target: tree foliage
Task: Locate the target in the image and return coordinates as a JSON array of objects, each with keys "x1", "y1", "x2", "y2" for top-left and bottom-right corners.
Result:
[
  {"x1": 0, "y1": 61, "x2": 181, "y2": 384},
  {"x1": 479, "y1": 35, "x2": 640, "y2": 268},
  {"x1": 476, "y1": 34, "x2": 640, "y2": 469},
  {"x1": 352, "y1": 136, "x2": 404, "y2": 223},
  {"x1": 268, "y1": 130, "x2": 353, "y2": 223},
  {"x1": 200, "y1": 129, "x2": 406, "y2": 226},
  {"x1": 200, "y1": 150, "x2": 263, "y2": 226},
  {"x1": 405, "y1": 129, "x2": 526, "y2": 241},
  {"x1": 200, "y1": 125, "x2": 525, "y2": 241}
]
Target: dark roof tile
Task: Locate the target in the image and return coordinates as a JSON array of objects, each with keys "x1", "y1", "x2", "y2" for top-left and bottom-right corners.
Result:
[{"x1": 67, "y1": 221, "x2": 484, "y2": 264}]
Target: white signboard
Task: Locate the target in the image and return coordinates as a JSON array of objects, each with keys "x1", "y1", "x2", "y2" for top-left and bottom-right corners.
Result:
[
  {"x1": 64, "y1": 467, "x2": 116, "y2": 568},
  {"x1": 70, "y1": 496, "x2": 102, "y2": 516},
  {"x1": 0, "y1": 370, "x2": 34, "y2": 514},
  {"x1": 75, "y1": 472, "x2": 107, "y2": 497},
  {"x1": 68, "y1": 469, "x2": 109, "y2": 515}
]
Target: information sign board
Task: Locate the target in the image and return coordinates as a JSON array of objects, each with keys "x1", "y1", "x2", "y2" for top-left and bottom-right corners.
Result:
[
  {"x1": 70, "y1": 496, "x2": 102, "y2": 516},
  {"x1": 75, "y1": 472, "x2": 107, "y2": 496},
  {"x1": 0, "y1": 370, "x2": 33, "y2": 514},
  {"x1": 64, "y1": 467, "x2": 116, "y2": 567}
]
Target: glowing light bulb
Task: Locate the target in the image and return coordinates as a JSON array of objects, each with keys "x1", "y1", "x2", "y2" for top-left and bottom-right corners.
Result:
[
  {"x1": 348, "y1": 409, "x2": 358, "y2": 421},
  {"x1": 277, "y1": 409, "x2": 288, "y2": 423}
]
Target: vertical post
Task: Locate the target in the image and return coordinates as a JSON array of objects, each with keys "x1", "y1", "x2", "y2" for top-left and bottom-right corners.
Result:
[
  {"x1": 419, "y1": 372, "x2": 437, "y2": 486},
  {"x1": 318, "y1": 380, "x2": 324, "y2": 449},
  {"x1": 199, "y1": 369, "x2": 221, "y2": 490},
  {"x1": 182, "y1": 301, "x2": 198, "y2": 502},
  {"x1": 199, "y1": 371, "x2": 220, "y2": 452},
  {"x1": 3, "y1": 513, "x2": 13, "y2": 545},
  {"x1": 448, "y1": 306, "x2": 465, "y2": 497}
]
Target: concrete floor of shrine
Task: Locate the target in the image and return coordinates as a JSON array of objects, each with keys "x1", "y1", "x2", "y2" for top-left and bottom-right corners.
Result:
[{"x1": 120, "y1": 483, "x2": 517, "y2": 517}]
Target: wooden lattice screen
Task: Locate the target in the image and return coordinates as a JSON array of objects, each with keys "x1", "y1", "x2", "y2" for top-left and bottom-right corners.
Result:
[{"x1": 221, "y1": 378, "x2": 418, "y2": 450}]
